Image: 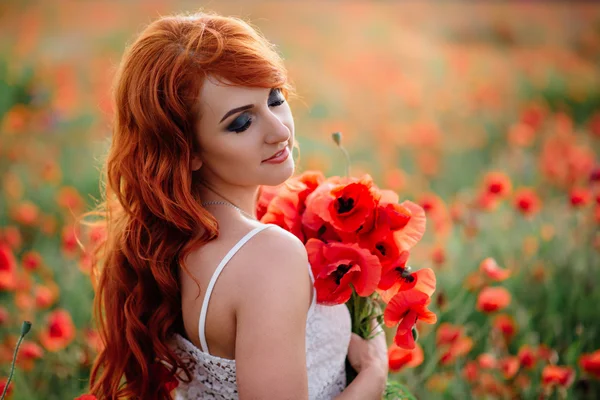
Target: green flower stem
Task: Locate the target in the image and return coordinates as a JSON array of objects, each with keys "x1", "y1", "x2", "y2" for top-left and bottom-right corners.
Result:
[
  {"x1": 331, "y1": 131, "x2": 351, "y2": 178},
  {"x1": 1, "y1": 321, "x2": 32, "y2": 400}
]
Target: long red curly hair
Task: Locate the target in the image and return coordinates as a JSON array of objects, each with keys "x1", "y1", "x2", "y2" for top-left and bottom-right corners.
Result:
[{"x1": 81, "y1": 10, "x2": 296, "y2": 399}]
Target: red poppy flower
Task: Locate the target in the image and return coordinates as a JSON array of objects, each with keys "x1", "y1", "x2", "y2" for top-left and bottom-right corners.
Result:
[
  {"x1": 436, "y1": 323, "x2": 463, "y2": 346},
  {"x1": 10, "y1": 201, "x2": 39, "y2": 226},
  {"x1": 0, "y1": 244, "x2": 18, "y2": 291},
  {"x1": 329, "y1": 178, "x2": 380, "y2": 233},
  {"x1": 483, "y1": 171, "x2": 512, "y2": 198},
  {"x1": 463, "y1": 361, "x2": 479, "y2": 383},
  {"x1": 0, "y1": 378, "x2": 12, "y2": 398},
  {"x1": 301, "y1": 177, "x2": 345, "y2": 239},
  {"x1": 513, "y1": 188, "x2": 541, "y2": 216},
  {"x1": 358, "y1": 200, "x2": 425, "y2": 268},
  {"x1": 579, "y1": 349, "x2": 600, "y2": 379},
  {"x1": 261, "y1": 190, "x2": 304, "y2": 240},
  {"x1": 39, "y1": 309, "x2": 76, "y2": 351},
  {"x1": 375, "y1": 200, "x2": 412, "y2": 231},
  {"x1": 356, "y1": 201, "x2": 412, "y2": 269},
  {"x1": 17, "y1": 341, "x2": 44, "y2": 371},
  {"x1": 358, "y1": 228, "x2": 402, "y2": 270},
  {"x1": 388, "y1": 342, "x2": 424, "y2": 372},
  {"x1": 377, "y1": 264, "x2": 436, "y2": 304},
  {"x1": 376, "y1": 251, "x2": 409, "y2": 291},
  {"x1": 477, "y1": 287, "x2": 511, "y2": 313},
  {"x1": 260, "y1": 171, "x2": 325, "y2": 241},
  {"x1": 520, "y1": 103, "x2": 545, "y2": 130},
  {"x1": 61, "y1": 225, "x2": 80, "y2": 258},
  {"x1": 303, "y1": 175, "x2": 379, "y2": 235},
  {"x1": 384, "y1": 289, "x2": 437, "y2": 349},
  {"x1": 436, "y1": 323, "x2": 473, "y2": 365},
  {"x1": 541, "y1": 365, "x2": 575, "y2": 389},
  {"x1": 22, "y1": 251, "x2": 42, "y2": 271},
  {"x1": 74, "y1": 395, "x2": 97, "y2": 400},
  {"x1": 256, "y1": 184, "x2": 281, "y2": 220},
  {"x1": 477, "y1": 353, "x2": 497, "y2": 370},
  {"x1": 306, "y1": 239, "x2": 381, "y2": 305},
  {"x1": 569, "y1": 187, "x2": 592, "y2": 208},
  {"x1": 35, "y1": 284, "x2": 59, "y2": 309},
  {"x1": 511, "y1": 346, "x2": 533, "y2": 370},
  {"x1": 479, "y1": 258, "x2": 510, "y2": 281},
  {"x1": 499, "y1": 356, "x2": 519, "y2": 379}
]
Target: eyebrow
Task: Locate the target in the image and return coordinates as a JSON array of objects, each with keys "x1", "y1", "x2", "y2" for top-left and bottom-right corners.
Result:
[
  {"x1": 218, "y1": 88, "x2": 279, "y2": 124},
  {"x1": 219, "y1": 104, "x2": 254, "y2": 123}
]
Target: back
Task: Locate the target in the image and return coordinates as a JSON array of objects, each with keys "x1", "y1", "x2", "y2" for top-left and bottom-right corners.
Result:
[{"x1": 171, "y1": 223, "x2": 351, "y2": 399}]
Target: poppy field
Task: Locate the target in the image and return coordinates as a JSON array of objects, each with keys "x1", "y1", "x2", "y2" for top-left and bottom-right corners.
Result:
[{"x1": 1, "y1": 2, "x2": 599, "y2": 399}]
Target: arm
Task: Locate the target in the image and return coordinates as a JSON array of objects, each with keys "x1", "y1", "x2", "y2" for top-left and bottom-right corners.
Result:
[
  {"x1": 234, "y1": 228, "x2": 313, "y2": 400},
  {"x1": 334, "y1": 367, "x2": 387, "y2": 400},
  {"x1": 335, "y1": 318, "x2": 389, "y2": 400}
]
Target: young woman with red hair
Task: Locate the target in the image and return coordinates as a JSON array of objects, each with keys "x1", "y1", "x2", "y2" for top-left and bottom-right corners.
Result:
[{"x1": 84, "y1": 10, "x2": 388, "y2": 399}]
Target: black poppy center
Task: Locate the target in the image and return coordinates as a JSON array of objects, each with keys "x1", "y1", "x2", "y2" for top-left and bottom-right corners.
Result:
[
  {"x1": 333, "y1": 263, "x2": 352, "y2": 285},
  {"x1": 376, "y1": 244, "x2": 386, "y2": 256},
  {"x1": 395, "y1": 267, "x2": 415, "y2": 283},
  {"x1": 337, "y1": 197, "x2": 355, "y2": 214}
]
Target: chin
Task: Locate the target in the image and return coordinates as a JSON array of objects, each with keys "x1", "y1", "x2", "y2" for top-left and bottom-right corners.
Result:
[{"x1": 260, "y1": 161, "x2": 295, "y2": 186}]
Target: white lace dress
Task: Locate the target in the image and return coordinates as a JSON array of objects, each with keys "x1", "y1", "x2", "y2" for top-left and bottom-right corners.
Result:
[{"x1": 168, "y1": 224, "x2": 352, "y2": 399}]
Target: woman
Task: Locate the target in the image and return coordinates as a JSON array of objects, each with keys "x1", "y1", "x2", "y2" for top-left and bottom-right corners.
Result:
[{"x1": 85, "y1": 10, "x2": 388, "y2": 399}]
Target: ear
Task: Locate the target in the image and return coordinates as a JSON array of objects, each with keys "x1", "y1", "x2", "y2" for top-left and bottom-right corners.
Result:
[{"x1": 191, "y1": 154, "x2": 203, "y2": 171}]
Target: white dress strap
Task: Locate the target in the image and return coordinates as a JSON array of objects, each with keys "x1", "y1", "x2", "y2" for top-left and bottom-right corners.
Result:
[{"x1": 198, "y1": 224, "x2": 274, "y2": 355}]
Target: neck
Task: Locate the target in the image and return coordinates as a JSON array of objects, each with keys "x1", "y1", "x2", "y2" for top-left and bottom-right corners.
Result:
[{"x1": 198, "y1": 181, "x2": 259, "y2": 218}]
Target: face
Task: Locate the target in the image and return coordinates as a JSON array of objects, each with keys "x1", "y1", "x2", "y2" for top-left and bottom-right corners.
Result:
[{"x1": 192, "y1": 75, "x2": 295, "y2": 188}]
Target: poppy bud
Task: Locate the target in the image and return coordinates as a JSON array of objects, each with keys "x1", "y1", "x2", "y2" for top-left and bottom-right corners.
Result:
[
  {"x1": 21, "y1": 320, "x2": 32, "y2": 335},
  {"x1": 331, "y1": 131, "x2": 342, "y2": 146}
]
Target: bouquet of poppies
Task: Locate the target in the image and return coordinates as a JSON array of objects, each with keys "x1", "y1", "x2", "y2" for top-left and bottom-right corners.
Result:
[{"x1": 255, "y1": 133, "x2": 438, "y2": 384}]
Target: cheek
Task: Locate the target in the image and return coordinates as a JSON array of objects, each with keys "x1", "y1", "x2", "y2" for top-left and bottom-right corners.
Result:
[{"x1": 282, "y1": 107, "x2": 295, "y2": 133}]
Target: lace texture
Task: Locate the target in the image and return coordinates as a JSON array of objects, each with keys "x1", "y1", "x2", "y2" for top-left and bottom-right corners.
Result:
[{"x1": 169, "y1": 300, "x2": 351, "y2": 399}]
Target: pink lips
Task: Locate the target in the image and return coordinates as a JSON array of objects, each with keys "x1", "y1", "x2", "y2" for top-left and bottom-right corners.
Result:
[{"x1": 262, "y1": 147, "x2": 290, "y2": 164}]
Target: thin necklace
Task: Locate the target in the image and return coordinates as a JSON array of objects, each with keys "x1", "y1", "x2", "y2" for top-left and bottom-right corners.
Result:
[
  {"x1": 199, "y1": 182, "x2": 258, "y2": 220},
  {"x1": 201, "y1": 200, "x2": 257, "y2": 221}
]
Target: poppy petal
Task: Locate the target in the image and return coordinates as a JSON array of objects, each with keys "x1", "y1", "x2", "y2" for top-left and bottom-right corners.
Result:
[
  {"x1": 412, "y1": 268, "x2": 437, "y2": 297},
  {"x1": 393, "y1": 201, "x2": 426, "y2": 251}
]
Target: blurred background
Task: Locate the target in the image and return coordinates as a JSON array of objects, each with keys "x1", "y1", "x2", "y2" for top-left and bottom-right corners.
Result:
[{"x1": 1, "y1": 1, "x2": 599, "y2": 399}]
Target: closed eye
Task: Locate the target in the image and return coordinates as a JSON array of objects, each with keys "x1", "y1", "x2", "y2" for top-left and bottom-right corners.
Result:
[{"x1": 226, "y1": 88, "x2": 286, "y2": 133}]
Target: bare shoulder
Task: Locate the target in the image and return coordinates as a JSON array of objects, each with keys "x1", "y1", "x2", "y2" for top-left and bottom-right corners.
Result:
[
  {"x1": 231, "y1": 224, "x2": 309, "y2": 297},
  {"x1": 248, "y1": 224, "x2": 307, "y2": 256}
]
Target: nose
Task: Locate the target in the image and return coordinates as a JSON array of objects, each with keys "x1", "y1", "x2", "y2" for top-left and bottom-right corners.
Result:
[{"x1": 264, "y1": 109, "x2": 291, "y2": 145}]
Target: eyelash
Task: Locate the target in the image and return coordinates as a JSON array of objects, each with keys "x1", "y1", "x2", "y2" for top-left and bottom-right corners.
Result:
[{"x1": 228, "y1": 95, "x2": 286, "y2": 134}]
